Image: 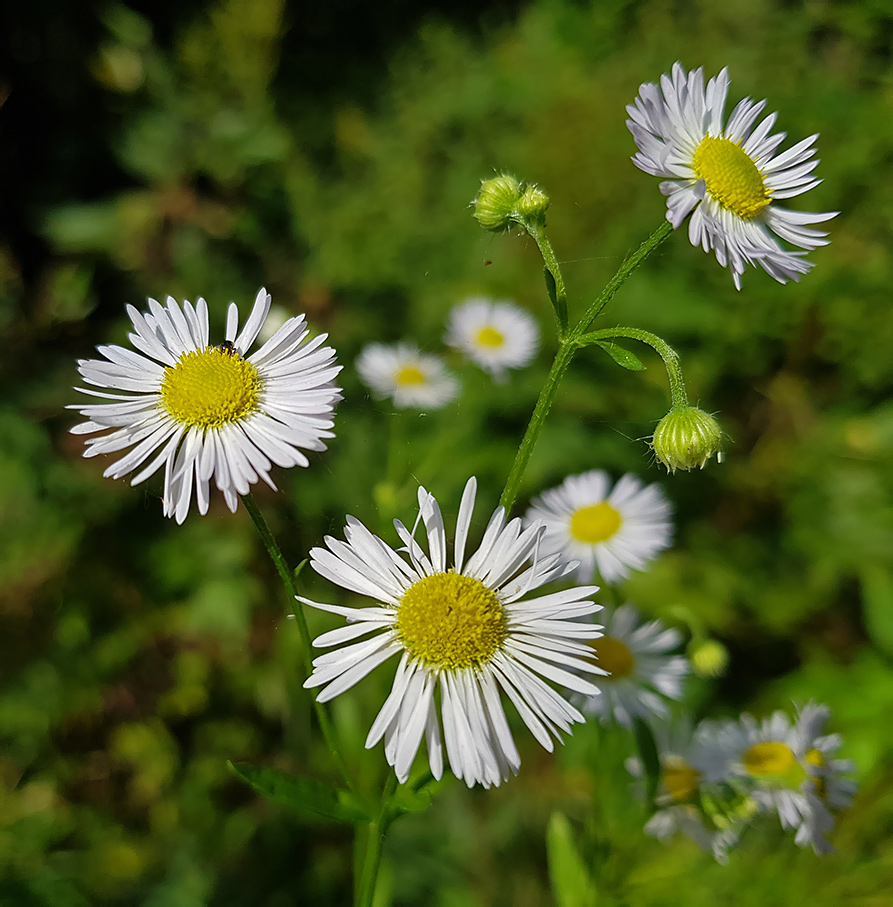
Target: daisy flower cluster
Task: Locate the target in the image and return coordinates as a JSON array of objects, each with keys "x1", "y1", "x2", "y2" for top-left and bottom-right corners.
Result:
[
  {"x1": 355, "y1": 296, "x2": 540, "y2": 409},
  {"x1": 628, "y1": 703, "x2": 857, "y2": 860}
]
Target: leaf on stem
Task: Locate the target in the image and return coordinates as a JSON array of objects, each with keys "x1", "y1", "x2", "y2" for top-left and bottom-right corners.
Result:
[
  {"x1": 228, "y1": 761, "x2": 370, "y2": 822},
  {"x1": 593, "y1": 341, "x2": 645, "y2": 371}
]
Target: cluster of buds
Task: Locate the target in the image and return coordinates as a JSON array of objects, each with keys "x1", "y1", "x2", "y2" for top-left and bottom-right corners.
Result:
[{"x1": 472, "y1": 173, "x2": 551, "y2": 232}]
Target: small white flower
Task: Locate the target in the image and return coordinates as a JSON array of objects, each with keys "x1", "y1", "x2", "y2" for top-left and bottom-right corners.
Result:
[
  {"x1": 575, "y1": 603, "x2": 687, "y2": 728},
  {"x1": 524, "y1": 470, "x2": 672, "y2": 584},
  {"x1": 299, "y1": 477, "x2": 603, "y2": 788},
  {"x1": 69, "y1": 288, "x2": 341, "y2": 524},
  {"x1": 356, "y1": 342, "x2": 458, "y2": 410},
  {"x1": 726, "y1": 703, "x2": 854, "y2": 854},
  {"x1": 444, "y1": 296, "x2": 540, "y2": 380},
  {"x1": 627, "y1": 62, "x2": 836, "y2": 289}
]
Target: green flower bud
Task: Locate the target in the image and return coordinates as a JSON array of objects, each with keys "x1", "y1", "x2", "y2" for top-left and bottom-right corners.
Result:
[
  {"x1": 651, "y1": 406, "x2": 723, "y2": 473},
  {"x1": 516, "y1": 183, "x2": 551, "y2": 222},
  {"x1": 688, "y1": 638, "x2": 729, "y2": 678},
  {"x1": 472, "y1": 173, "x2": 522, "y2": 231}
]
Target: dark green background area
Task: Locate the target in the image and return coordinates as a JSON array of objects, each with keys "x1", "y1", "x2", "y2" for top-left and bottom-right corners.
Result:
[{"x1": 1, "y1": 0, "x2": 892, "y2": 903}]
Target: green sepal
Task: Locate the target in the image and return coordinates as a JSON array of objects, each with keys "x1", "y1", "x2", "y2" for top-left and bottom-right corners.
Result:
[
  {"x1": 593, "y1": 340, "x2": 645, "y2": 371},
  {"x1": 546, "y1": 811, "x2": 598, "y2": 907},
  {"x1": 228, "y1": 761, "x2": 370, "y2": 823},
  {"x1": 632, "y1": 718, "x2": 661, "y2": 810}
]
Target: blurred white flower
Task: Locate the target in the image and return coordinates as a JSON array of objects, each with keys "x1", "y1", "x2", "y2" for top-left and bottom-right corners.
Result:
[{"x1": 356, "y1": 342, "x2": 458, "y2": 409}]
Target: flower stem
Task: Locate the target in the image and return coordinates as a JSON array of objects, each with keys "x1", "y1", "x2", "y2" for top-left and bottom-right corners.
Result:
[
  {"x1": 241, "y1": 493, "x2": 356, "y2": 795},
  {"x1": 354, "y1": 774, "x2": 398, "y2": 907},
  {"x1": 577, "y1": 326, "x2": 688, "y2": 409},
  {"x1": 529, "y1": 221, "x2": 569, "y2": 333}
]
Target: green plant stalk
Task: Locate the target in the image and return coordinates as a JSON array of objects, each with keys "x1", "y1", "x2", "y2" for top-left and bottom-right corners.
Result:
[
  {"x1": 355, "y1": 774, "x2": 398, "y2": 907},
  {"x1": 529, "y1": 220, "x2": 569, "y2": 333},
  {"x1": 241, "y1": 493, "x2": 356, "y2": 796},
  {"x1": 577, "y1": 221, "x2": 673, "y2": 333},
  {"x1": 578, "y1": 326, "x2": 688, "y2": 409},
  {"x1": 499, "y1": 220, "x2": 675, "y2": 514}
]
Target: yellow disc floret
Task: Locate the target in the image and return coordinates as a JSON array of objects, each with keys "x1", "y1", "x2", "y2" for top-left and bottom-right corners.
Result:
[
  {"x1": 396, "y1": 571, "x2": 506, "y2": 671},
  {"x1": 742, "y1": 741, "x2": 802, "y2": 781},
  {"x1": 160, "y1": 346, "x2": 261, "y2": 428},
  {"x1": 588, "y1": 635, "x2": 635, "y2": 679},
  {"x1": 570, "y1": 502, "x2": 622, "y2": 543},
  {"x1": 692, "y1": 135, "x2": 771, "y2": 220},
  {"x1": 476, "y1": 326, "x2": 505, "y2": 348},
  {"x1": 396, "y1": 365, "x2": 426, "y2": 386}
]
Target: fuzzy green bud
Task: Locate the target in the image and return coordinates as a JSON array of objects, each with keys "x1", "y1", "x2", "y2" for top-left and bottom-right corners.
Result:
[
  {"x1": 472, "y1": 173, "x2": 522, "y2": 231},
  {"x1": 652, "y1": 406, "x2": 723, "y2": 473},
  {"x1": 516, "y1": 183, "x2": 551, "y2": 222},
  {"x1": 688, "y1": 638, "x2": 729, "y2": 678}
]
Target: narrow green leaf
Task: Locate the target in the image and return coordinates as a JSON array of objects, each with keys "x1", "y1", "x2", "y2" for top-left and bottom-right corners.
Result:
[
  {"x1": 860, "y1": 564, "x2": 893, "y2": 655},
  {"x1": 593, "y1": 340, "x2": 645, "y2": 371},
  {"x1": 543, "y1": 266, "x2": 558, "y2": 308},
  {"x1": 632, "y1": 718, "x2": 661, "y2": 809},
  {"x1": 294, "y1": 558, "x2": 309, "y2": 581},
  {"x1": 546, "y1": 811, "x2": 597, "y2": 907},
  {"x1": 228, "y1": 761, "x2": 370, "y2": 822}
]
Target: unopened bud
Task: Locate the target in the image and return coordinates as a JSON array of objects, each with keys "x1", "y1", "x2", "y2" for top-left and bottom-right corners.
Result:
[
  {"x1": 688, "y1": 638, "x2": 729, "y2": 678},
  {"x1": 652, "y1": 406, "x2": 723, "y2": 473},
  {"x1": 516, "y1": 183, "x2": 550, "y2": 222},
  {"x1": 472, "y1": 174, "x2": 522, "y2": 231}
]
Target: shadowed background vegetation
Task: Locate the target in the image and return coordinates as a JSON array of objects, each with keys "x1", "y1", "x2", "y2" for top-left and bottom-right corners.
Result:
[{"x1": 1, "y1": 0, "x2": 892, "y2": 903}]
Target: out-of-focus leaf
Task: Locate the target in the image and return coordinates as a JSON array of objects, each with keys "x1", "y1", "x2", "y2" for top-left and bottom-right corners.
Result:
[
  {"x1": 633, "y1": 717, "x2": 661, "y2": 809},
  {"x1": 546, "y1": 811, "x2": 597, "y2": 907},
  {"x1": 860, "y1": 563, "x2": 893, "y2": 655}
]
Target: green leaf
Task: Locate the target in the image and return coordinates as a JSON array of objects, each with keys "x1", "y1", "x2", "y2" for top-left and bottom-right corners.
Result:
[
  {"x1": 593, "y1": 340, "x2": 645, "y2": 371},
  {"x1": 228, "y1": 761, "x2": 370, "y2": 822},
  {"x1": 546, "y1": 812, "x2": 597, "y2": 907},
  {"x1": 294, "y1": 558, "x2": 309, "y2": 581},
  {"x1": 389, "y1": 784, "x2": 432, "y2": 817},
  {"x1": 860, "y1": 564, "x2": 893, "y2": 655},
  {"x1": 544, "y1": 266, "x2": 558, "y2": 308},
  {"x1": 632, "y1": 718, "x2": 661, "y2": 809}
]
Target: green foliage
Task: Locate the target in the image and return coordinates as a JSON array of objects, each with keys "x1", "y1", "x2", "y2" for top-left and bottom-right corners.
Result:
[{"x1": 3, "y1": 0, "x2": 893, "y2": 902}]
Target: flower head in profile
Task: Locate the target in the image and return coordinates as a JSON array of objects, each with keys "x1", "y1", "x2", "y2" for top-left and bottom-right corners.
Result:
[
  {"x1": 69, "y1": 289, "x2": 341, "y2": 523},
  {"x1": 356, "y1": 342, "x2": 458, "y2": 410},
  {"x1": 575, "y1": 603, "x2": 688, "y2": 728},
  {"x1": 300, "y1": 477, "x2": 603, "y2": 788},
  {"x1": 627, "y1": 62, "x2": 836, "y2": 289},
  {"x1": 445, "y1": 297, "x2": 540, "y2": 381},
  {"x1": 524, "y1": 470, "x2": 672, "y2": 584},
  {"x1": 725, "y1": 702, "x2": 856, "y2": 853}
]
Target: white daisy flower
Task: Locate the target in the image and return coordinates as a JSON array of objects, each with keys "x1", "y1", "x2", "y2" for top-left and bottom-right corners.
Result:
[
  {"x1": 524, "y1": 470, "x2": 672, "y2": 584},
  {"x1": 726, "y1": 704, "x2": 852, "y2": 854},
  {"x1": 444, "y1": 296, "x2": 540, "y2": 381},
  {"x1": 356, "y1": 342, "x2": 458, "y2": 410},
  {"x1": 69, "y1": 288, "x2": 341, "y2": 524},
  {"x1": 575, "y1": 603, "x2": 688, "y2": 728},
  {"x1": 627, "y1": 720, "x2": 741, "y2": 862},
  {"x1": 627, "y1": 61, "x2": 836, "y2": 289},
  {"x1": 299, "y1": 477, "x2": 603, "y2": 788}
]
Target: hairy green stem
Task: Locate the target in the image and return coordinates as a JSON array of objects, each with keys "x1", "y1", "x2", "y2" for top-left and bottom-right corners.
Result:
[
  {"x1": 578, "y1": 326, "x2": 688, "y2": 409},
  {"x1": 241, "y1": 493, "x2": 356, "y2": 795},
  {"x1": 529, "y1": 221, "x2": 569, "y2": 333},
  {"x1": 355, "y1": 774, "x2": 398, "y2": 907}
]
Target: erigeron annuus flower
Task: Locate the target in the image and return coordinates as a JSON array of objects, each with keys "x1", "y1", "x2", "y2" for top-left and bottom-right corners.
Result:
[
  {"x1": 627, "y1": 61, "x2": 836, "y2": 289},
  {"x1": 575, "y1": 603, "x2": 688, "y2": 728},
  {"x1": 356, "y1": 342, "x2": 458, "y2": 410},
  {"x1": 524, "y1": 470, "x2": 672, "y2": 584},
  {"x1": 445, "y1": 297, "x2": 540, "y2": 381},
  {"x1": 726, "y1": 703, "x2": 855, "y2": 854},
  {"x1": 69, "y1": 288, "x2": 341, "y2": 524},
  {"x1": 299, "y1": 477, "x2": 604, "y2": 788}
]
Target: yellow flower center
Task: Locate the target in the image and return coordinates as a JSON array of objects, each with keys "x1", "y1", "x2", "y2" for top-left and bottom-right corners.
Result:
[
  {"x1": 396, "y1": 365, "x2": 426, "y2": 386},
  {"x1": 160, "y1": 346, "x2": 261, "y2": 428},
  {"x1": 476, "y1": 326, "x2": 505, "y2": 348},
  {"x1": 692, "y1": 135, "x2": 771, "y2": 220},
  {"x1": 806, "y1": 747, "x2": 827, "y2": 800},
  {"x1": 588, "y1": 635, "x2": 635, "y2": 679},
  {"x1": 396, "y1": 571, "x2": 507, "y2": 671},
  {"x1": 742, "y1": 740, "x2": 799, "y2": 779},
  {"x1": 570, "y1": 502, "x2": 622, "y2": 544},
  {"x1": 662, "y1": 755, "x2": 702, "y2": 803}
]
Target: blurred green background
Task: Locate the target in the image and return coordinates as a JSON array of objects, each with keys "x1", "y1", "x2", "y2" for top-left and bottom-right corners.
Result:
[{"x1": 2, "y1": 0, "x2": 892, "y2": 903}]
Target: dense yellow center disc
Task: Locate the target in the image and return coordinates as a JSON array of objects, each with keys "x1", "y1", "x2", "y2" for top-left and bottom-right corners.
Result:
[
  {"x1": 396, "y1": 365, "x2": 426, "y2": 386},
  {"x1": 692, "y1": 135, "x2": 771, "y2": 220},
  {"x1": 476, "y1": 326, "x2": 505, "y2": 348},
  {"x1": 160, "y1": 346, "x2": 261, "y2": 428},
  {"x1": 570, "y1": 502, "x2": 622, "y2": 543},
  {"x1": 742, "y1": 741, "x2": 798, "y2": 778},
  {"x1": 806, "y1": 747, "x2": 827, "y2": 799},
  {"x1": 662, "y1": 755, "x2": 702, "y2": 802},
  {"x1": 588, "y1": 635, "x2": 635, "y2": 679},
  {"x1": 396, "y1": 571, "x2": 506, "y2": 671}
]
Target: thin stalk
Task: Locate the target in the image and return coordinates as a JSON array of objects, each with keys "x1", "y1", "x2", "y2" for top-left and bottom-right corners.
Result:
[
  {"x1": 578, "y1": 326, "x2": 688, "y2": 409},
  {"x1": 241, "y1": 493, "x2": 356, "y2": 795},
  {"x1": 529, "y1": 221, "x2": 569, "y2": 333},
  {"x1": 355, "y1": 774, "x2": 398, "y2": 907}
]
